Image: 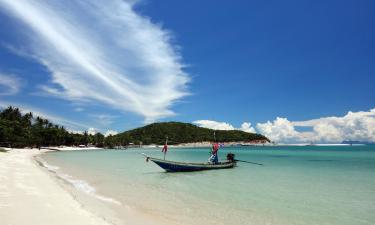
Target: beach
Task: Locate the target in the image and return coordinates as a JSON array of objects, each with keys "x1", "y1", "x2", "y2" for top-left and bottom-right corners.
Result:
[{"x1": 0, "y1": 149, "x2": 112, "y2": 225}]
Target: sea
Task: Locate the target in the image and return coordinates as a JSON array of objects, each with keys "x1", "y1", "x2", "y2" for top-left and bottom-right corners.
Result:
[{"x1": 38, "y1": 145, "x2": 375, "y2": 225}]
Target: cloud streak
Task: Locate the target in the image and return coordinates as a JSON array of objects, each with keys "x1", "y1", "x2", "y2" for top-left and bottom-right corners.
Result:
[
  {"x1": 89, "y1": 114, "x2": 118, "y2": 127},
  {"x1": 0, "y1": 73, "x2": 22, "y2": 95},
  {"x1": 0, "y1": 0, "x2": 189, "y2": 122}
]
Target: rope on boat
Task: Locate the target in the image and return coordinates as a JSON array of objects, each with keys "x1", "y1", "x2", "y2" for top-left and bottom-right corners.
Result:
[{"x1": 141, "y1": 153, "x2": 150, "y2": 162}]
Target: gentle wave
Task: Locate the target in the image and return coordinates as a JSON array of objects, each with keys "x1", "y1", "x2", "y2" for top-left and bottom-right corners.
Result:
[
  {"x1": 36, "y1": 158, "x2": 60, "y2": 172},
  {"x1": 36, "y1": 157, "x2": 121, "y2": 205}
]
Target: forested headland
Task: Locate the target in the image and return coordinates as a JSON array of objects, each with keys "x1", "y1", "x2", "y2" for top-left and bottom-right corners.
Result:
[{"x1": 112, "y1": 122, "x2": 269, "y2": 146}]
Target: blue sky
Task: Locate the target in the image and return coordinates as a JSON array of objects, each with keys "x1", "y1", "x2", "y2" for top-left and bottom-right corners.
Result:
[{"x1": 0, "y1": 0, "x2": 374, "y2": 143}]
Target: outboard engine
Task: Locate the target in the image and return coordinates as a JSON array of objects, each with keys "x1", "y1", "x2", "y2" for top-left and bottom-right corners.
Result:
[{"x1": 226, "y1": 152, "x2": 235, "y2": 162}]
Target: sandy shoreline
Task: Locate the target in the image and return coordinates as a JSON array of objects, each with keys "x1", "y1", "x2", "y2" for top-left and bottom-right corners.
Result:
[{"x1": 0, "y1": 149, "x2": 112, "y2": 225}]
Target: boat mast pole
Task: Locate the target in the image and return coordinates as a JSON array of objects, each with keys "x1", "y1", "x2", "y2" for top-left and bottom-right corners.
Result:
[{"x1": 164, "y1": 136, "x2": 168, "y2": 160}]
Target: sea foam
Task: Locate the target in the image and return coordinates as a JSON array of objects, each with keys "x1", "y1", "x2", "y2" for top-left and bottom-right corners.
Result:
[{"x1": 36, "y1": 157, "x2": 121, "y2": 205}]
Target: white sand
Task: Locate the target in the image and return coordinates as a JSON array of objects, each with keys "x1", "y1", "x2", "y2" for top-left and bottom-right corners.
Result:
[{"x1": 0, "y1": 149, "x2": 111, "y2": 225}]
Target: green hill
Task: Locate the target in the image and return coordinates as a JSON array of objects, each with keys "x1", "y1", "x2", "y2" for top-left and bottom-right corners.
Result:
[{"x1": 111, "y1": 122, "x2": 269, "y2": 145}]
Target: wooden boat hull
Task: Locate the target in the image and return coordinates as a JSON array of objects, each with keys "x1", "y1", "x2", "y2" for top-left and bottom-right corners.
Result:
[{"x1": 143, "y1": 155, "x2": 236, "y2": 172}]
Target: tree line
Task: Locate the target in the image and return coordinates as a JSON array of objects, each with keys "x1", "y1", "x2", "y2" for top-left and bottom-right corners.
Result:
[
  {"x1": 0, "y1": 106, "x2": 106, "y2": 148},
  {"x1": 0, "y1": 106, "x2": 270, "y2": 148}
]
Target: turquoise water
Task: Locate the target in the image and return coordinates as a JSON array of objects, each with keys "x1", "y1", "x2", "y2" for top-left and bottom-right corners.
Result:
[{"x1": 40, "y1": 146, "x2": 375, "y2": 225}]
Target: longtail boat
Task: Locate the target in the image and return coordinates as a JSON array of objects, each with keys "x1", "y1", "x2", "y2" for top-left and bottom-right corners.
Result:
[{"x1": 142, "y1": 153, "x2": 236, "y2": 172}]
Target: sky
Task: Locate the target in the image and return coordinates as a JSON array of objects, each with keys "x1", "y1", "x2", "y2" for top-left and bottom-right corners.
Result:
[{"x1": 0, "y1": 0, "x2": 374, "y2": 143}]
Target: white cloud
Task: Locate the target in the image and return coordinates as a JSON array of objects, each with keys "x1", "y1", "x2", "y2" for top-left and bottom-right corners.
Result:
[
  {"x1": 193, "y1": 120, "x2": 235, "y2": 130},
  {"x1": 0, "y1": 0, "x2": 189, "y2": 122},
  {"x1": 240, "y1": 122, "x2": 256, "y2": 133},
  {"x1": 256, "y1": 108, "x2": 375, "y2": 143},
  {"x1": 256, "y1": 117, "x2": 301, "y2": 143},
  {"x1": 87, "y1": 128, "x2": 98, "y2": 135},
  {"x1": 68, "y1": 128, "x2": 117, "y2": 137},
  {"x1": 105, "y1": 130, "x2": 118, "y2": 137},
  {"x1": 193, "y1": 120, "x2": 256, "y2": 133},
  {"x1": 194, "y1": 109, "x2": 375, "y2": 143},
  {"x1": 0, "y1": 73, "x2": 22, "y2": 95},
  {"x1": 67, "y1": 130, "x2": 83, "y2": 135}
]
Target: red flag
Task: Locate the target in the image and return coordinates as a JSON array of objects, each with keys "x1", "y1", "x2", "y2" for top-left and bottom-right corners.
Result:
[
  {"x1": 162, "y1": 144, "x2": 168, "y2": 153},
  {"x1": 212, "y1": 143, "x2": 219, "y2": 154}
]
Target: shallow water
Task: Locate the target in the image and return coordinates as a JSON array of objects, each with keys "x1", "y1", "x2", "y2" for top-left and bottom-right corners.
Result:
[{"x1": 41, "y1": 146, "x2": 375, "y2": 225}]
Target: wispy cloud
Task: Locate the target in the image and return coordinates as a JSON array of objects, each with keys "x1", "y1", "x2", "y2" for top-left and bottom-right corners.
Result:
[
  {"x1": 74, "y1": 107, "x2": 84, "y2": 112},
  {"x1": 0, "y1": 0, "x2": 189, "y2": 122},
  {"x1": 0, "y1": 73, "x2": 22, "y2": 95},
  {"x1": 89, "y1": 114, "x2": 118, "y2": 127}
]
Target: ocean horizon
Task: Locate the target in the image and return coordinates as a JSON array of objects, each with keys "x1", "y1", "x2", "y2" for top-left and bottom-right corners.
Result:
[{"x1": 39, "y1": 145, "x2": 375, "y2": 225}]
